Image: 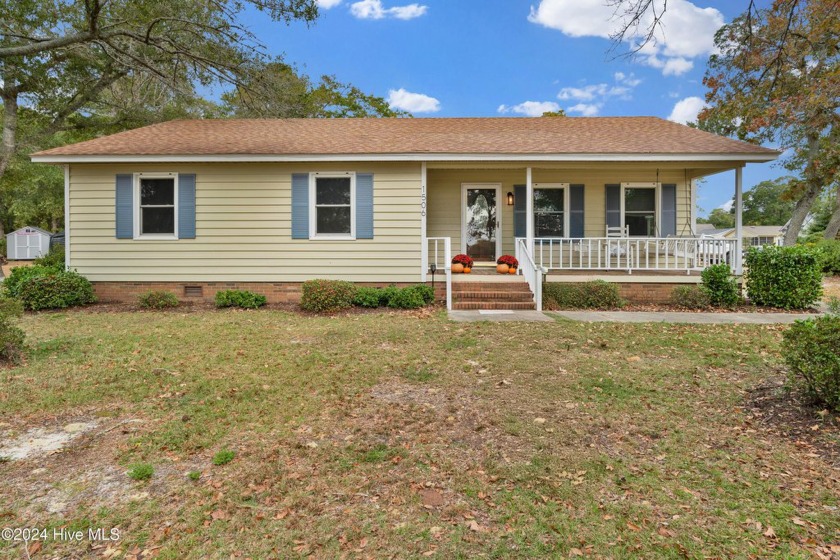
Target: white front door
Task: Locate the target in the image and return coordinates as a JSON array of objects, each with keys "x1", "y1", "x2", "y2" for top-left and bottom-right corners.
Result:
[{"x1": 462, "y1": 184, "x2": 501, "y2": 263}]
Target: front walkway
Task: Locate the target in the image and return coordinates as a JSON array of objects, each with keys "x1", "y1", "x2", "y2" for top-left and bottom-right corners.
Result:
[
  {"x1": 549, "y1": 310, "x2": 820, "y2": 324},
  {"x1": 448, "y1": 309, "x2": 820, "y2": 323}
]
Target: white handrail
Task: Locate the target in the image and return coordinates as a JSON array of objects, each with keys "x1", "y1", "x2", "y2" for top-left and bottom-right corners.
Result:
[
  {"x1": 522, "y1": 237, "x2": 738, "y2": 274},
  {"x1": 516, "y1": 238, "x2": 544, "y2": 312},
  {"x1": 426, "y1": 237, "x2": 452, "y2": 310}
]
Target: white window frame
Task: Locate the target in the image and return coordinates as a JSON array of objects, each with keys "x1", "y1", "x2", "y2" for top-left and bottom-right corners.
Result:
[
  {"x1": 309, "y1": 171, "x2": 356, "y2": 240},
  {"x1": 134, "y1": 172, "x2": 179, "y2": 240},
  {"x1": 621, "y1": 182, "x2": 659, "y2": 237},
  {"x1": 532, "y1": 183, "x2": 570, "y2": 239}
]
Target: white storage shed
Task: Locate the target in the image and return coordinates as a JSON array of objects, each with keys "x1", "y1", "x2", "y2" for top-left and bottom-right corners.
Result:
[{"x1": 6, "y1": 226, "x2": 52, "y2": 260}]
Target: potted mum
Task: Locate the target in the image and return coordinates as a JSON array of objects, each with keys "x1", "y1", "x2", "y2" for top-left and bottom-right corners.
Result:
[
  {"x1": 451, "y1": 254, "x2": 473, "y2": 273},
  {"x1": 496, "y1": 254, "x2": 518, "y2": 274}
]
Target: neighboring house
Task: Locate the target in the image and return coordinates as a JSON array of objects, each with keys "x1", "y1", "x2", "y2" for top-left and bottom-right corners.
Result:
[
  {"x1": 31, "y1": 117, "x2": 779, "y2": 307},
  {"x1": 697, "y1": 225, "x2": 784, "y2": 247},
  {"x1": 695, "y1": 224, "x2": 732, "y2": 237},
  {"x1": 729, "y1": 225, "x2": 785, "y2": 247}
]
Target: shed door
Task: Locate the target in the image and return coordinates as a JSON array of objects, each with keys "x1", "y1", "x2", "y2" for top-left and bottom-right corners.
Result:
[{"x1": 21, "y1": 230, "x2": 41, "y2": 259}]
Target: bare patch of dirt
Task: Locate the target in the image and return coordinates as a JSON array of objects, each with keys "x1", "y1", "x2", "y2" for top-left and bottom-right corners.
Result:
[
  {"x1": 746, "y1": 376, "x2": 840, "y2": 467},
  {"x1": 0, "y1": 415, "x2": 192, "y2": 522},
  {"x1": 364, "y1": 379, "x2": 535, "y2": 465}
]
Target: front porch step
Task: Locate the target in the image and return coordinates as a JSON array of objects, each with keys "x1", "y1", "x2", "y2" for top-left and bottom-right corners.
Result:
[
  {"x1": 452, "y1": 301, "x2": 537, "y2": 310},
  {"x1": 454, "y1": 291, "x2": 535, "y2": 302},
  {"x1": 451, "y1": 280, "x2": 537, "y2": 310},
  {"x1": 452, "y1": 283, "x2": 532, "y2": 292}
]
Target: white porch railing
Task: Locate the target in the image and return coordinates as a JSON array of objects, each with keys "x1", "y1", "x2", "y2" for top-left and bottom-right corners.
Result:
[
  {"x1": 426, "y1": 237, "x2": 452, "y2": 310},
  {"x1": 515, "y1": 238, "x2": 545, "y2": 312},
  {"x1": 519, "y1": 237, "x2": 738, "y2": 274}
]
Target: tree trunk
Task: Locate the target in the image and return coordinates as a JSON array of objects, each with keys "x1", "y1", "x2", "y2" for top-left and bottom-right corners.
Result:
[
  {"x1": 824, "y1": 186, "x2": 840, "y2": 240},
  {"x1": 783, "y1": 135, "x2": 823, "y2": 245},
  {"x1": 0, "y1": 87, "x2": 18, "y2": 178},
  {"x1": 783, "y1": 183, "x2": 822, "y2": 245}
]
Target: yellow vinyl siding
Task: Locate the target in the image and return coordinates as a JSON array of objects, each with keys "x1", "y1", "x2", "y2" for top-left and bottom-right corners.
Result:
[
  {"x1": 427, "y1": 167, "x2": 694, "y2": 252},
  {"x1": 68, "y1": 162, "x2": 423, "y2": 282}
]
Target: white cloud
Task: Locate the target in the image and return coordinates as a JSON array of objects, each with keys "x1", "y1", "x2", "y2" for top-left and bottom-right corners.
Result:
[
  {"x1": 667, "y1": 96, "x2": 707, "y2": 124},
  {"x1": 614, "y1": 72, "x2": 641, "y2": 87},
  {"x1": 528, "y1": 0, "x2": 723, "y2": 76},
  {"x1": 350, "y1": 0, "x2": 427, "y2": 19},
  {"x1": 387, "y1": 88, "x2": 440, "y2": 113},
  {"x1": 567, "y1": 103, "x2": 601, "y2": 116},
  {"x1": 317, "y1": 0, "x2": 342, "y2": 8},
  {"x1": 498, "y1": 101, "x2": 562, "y2": 117},
  {"x1": 554, "y1": 72, "x2": 640, "y2": 114}
]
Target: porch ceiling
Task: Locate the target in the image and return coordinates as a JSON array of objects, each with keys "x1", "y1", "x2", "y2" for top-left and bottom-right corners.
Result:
[{"x1": 424, "y1": 160, "x2": 744, "y2": 180}]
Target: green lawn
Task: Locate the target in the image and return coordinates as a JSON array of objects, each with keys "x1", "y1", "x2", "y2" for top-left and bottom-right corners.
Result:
[{"x1": 1, "y1": 308, "x2": 838, "y2": 559}]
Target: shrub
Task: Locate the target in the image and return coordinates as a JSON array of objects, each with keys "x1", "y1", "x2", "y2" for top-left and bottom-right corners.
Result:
[
  {"x1": 815, "y1": 239, "x2": 840, "y2": 275},
  {"x1": 139, "y1": 291, "x2": 180, "y2": 309},
  {"x1": 782, "y1": 316, "x2": 840, "y2": 411},
  {"x1": 300, "y1": 279, "x2": 357, "y2": 312},
  {"x1": 19, "y1": 271, "x2": 97, "y2": 310},
  {"x1": 745, "y1": 245, "x2": 823, "y2": 309},
  {"x1": 670, "y1": 285, "x2": 711, "y2": 309},
  {"x1": 3, "y1": 264, "x2": 61, "y2": 298},
  {"x1": 0, "y1": 298, "x2": 25, "y2": 362},
  {"x1": 408, "y1": 284, "x2": 435, "y2": 305},
  {"x1": 377, "y1": 285, "x2": 399, "y2": 307},
  {"x1": 828, "y1": 296, "x2": 840, "y2": 316},
  {"x1": 542, "y1": 280, "x2": 624, "y2": 310},
  {"x1": 352, "y1": 286, "x2": 383, "y2": 308},
  {"x1": 127, "y1": 463, "x2": 154, "y2": 481},
  {"x1": 188, "y1": 471, "x2": 201, "y2": 481},
  {"x1": 215, "y1": 289, "x2": 267, "y2": 309},
  {"x1": 33, "y1": 245, "x2": 65, "y2": 269},
  {"x1": 212, "y1": 449, "x2": 235, "y2": 466},
  {"x1": 701, "y1": 264, "x2": 741, "y2": 307},
  {"x1": 388, "y1": 286, "x2": 426, "y2": 309}
]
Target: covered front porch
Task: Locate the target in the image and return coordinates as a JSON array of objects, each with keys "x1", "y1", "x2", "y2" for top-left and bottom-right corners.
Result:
[{"x1": 420, "y1": 162, "x2": 749, "y2": 310}]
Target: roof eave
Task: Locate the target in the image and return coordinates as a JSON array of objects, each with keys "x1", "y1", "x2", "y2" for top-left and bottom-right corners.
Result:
[{"x1": 31, "y1": 152, "x2": 780, "y2": 164}]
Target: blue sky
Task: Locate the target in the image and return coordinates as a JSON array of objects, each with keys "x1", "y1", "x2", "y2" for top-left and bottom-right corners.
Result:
[{"x1": 242, "y1": 0, "x2": 785, "y2": 216}]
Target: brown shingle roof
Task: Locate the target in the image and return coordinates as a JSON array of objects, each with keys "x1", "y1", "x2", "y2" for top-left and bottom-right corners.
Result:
[{"x1": 32, "y1": 117, "x2": 779, "y2": 159}]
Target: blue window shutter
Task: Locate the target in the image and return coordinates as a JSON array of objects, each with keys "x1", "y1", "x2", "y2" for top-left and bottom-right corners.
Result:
[
  {"x1": 661, "y1": 183, "x2": 677, "y2": 237},
  {"x1": 356, "y1": 173, "x2": 374, "y2": 239},
  {"x1": 178, "y1": 174, "x2": 196, "y2": 239},
  {"x1": 291, "y1": 173, "x2": 309, "y2": 239},
  {"x1": 605, "y1": 184, "x2": 621, "y2": 229},
  {"x1": 115, "y1": 174, "x2": 133, "y2": 239},
  {"x1": 513, "y1": 184, "x2": 526, "y2": 238},
  {"x1": 569, "y1": 184, "x2": 585, "y2": 238}
]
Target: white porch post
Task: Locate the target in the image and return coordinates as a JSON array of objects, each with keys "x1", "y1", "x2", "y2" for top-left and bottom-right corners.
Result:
[
  {"x1": 525, "y1": 166, "x2": 533, "y2": 254},
  {"x1": 64, "y1": 164, "x2": 70, "y2": 270},
  {"x1": 734, "y1": 166, "x2": 743, "y2": 275},
  {"x1": 690, "y1": 178, "x2": 697, "y2": 235},
  {"x1": 421, "y1": 162, "x2": 428, "y2": 281}
]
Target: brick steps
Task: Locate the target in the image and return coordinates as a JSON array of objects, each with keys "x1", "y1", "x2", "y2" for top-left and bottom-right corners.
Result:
[
  {"x1": 451, "y1": 281, "x2": 536, "y2": 310},
  {"x1": 452, "y1": 301, "x2": 537, "y2": 310},
  {"x1": 454, "y1": 291, "x2": 535, "y2": 302}
]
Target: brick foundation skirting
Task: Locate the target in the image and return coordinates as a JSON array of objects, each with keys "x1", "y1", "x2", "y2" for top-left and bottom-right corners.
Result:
[
  {"x1": 614, "y1": 282, "x2": 742, "y2": 304},
  {"x1": 92, "y1": 281, "x2": 447, "y2": 304}
]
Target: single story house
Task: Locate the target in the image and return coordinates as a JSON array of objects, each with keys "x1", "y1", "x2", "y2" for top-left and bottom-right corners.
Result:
[
  {"x1": 729, "y1": 225, "x2": 785, "y2": 247},
  {"x1": 31, "y1": 117, "x2": 779, "y2": 309},
  {"x1": 696, "y1": 224, "x2": 785, "y2": 247}
]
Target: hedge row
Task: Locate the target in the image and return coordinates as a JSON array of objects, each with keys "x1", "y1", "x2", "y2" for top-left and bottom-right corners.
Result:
[{"x1": 301, "y1": 280, "x2": 435, "y2": 312}]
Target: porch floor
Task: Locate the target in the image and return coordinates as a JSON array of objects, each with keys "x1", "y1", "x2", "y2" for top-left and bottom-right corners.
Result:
[
  {"x1": 546, "y1": 270, "x2": 703, "y2": 284},
  {"x1": 448, "y1": 268, "x2": 703, "y2": 284}
]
